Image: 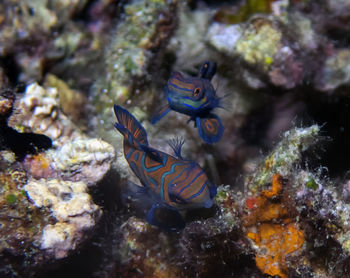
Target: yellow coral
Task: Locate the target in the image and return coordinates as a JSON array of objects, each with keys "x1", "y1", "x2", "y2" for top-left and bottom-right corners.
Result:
[
  {"x1": 244, "y1": 174, "x2": 305, "y2": 278},
  {"x1": 235, "y1": 20, "x2": 282, "y2": 70}
]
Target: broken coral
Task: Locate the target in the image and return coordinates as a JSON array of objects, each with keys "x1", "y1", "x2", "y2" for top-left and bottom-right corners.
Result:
[
  {"x1": 0, "y1": 80, "x2": 114, "y2": 276},
  {"x1": 25, "y1": 178, "x2": 102, "y2": 259},
  {"x1": 8, "y1": 82, "x2": 80, "y2": 144}
]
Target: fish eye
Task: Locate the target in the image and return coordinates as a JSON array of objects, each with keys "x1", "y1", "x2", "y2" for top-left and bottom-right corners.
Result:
[
  {"x1": 175, "y1": 196, "x2": 187, "y2": 204},
  {"x1": 193, "y1": 87, "x2": 201, "y2": 97},
  {"x1": 170, "y1": 193, "x2": 186, "y2": 204}
]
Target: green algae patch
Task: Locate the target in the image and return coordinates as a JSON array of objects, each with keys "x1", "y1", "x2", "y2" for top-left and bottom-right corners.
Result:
[
  {"x1": 0, "y1": 169, "x2": 53, "y2": 267},
  {"x1": 6, "y1": 194, "x2": 17, "y2": 205},
  {"x1": 305, "y1": 178, "x2": 319, "y2": 190},
  {"x1": 214, "y1": 0, "x2": 275, "y2": 24}
]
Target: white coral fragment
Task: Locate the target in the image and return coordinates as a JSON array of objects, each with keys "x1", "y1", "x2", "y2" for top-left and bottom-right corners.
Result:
[{"x1": 25, "y1": 178, "x2": 101, "y2": 259}]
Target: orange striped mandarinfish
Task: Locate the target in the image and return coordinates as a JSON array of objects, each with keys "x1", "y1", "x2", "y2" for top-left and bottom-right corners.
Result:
[{"x1": 114, "y1": 105, "x2": 217, "y2": 230}]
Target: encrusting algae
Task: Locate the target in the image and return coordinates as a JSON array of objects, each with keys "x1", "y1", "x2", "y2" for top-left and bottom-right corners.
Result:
[
  {"x1": 249, "y1": 223, "x2": 304, "y2": 278},
  {"x1": 244, "y1": 174, "x2": 305, "y2": 278}
]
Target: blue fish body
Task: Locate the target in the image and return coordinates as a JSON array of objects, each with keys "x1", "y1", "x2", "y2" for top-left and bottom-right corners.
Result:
[
  {"x1": 114, "y1": 105, "x2": 217, "y2": 230},
  {"x1": 166, "y1": 74, "x2": 219, "y2": 116},
  {"x1": 152, "y1": 61, "x2": 224, "y2": 144}
]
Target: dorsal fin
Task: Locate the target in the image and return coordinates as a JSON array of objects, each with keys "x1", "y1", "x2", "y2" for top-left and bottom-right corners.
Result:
[
  {"x1": 198, "y1": 61, "x2": 217, "y2": 81},
  {"x1": 114, "y1": 105, "x2": 148, "y2": 146},
  {"x1": 170, "y1": 71, "x2": 185, "y2": 80},
  {"x1": 167, "y1": 137, "x2": 185, "y2": 159}
]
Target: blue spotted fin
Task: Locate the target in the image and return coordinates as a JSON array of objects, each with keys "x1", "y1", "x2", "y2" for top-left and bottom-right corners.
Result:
[
  {"x1": 209, "y1": 183, "x2": 217, "y2": 199},
  {"x1": 196, "y1": 115, "x2": 224, "y2": 144}
]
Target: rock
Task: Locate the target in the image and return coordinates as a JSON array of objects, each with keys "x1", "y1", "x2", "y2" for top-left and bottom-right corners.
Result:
[
  {"x1": 43, "y1": 74, "x2": 87, "y2": 124},
  {"x1": 21, "y1": 138, "x2": 115, "y2": 186},
  {"x1": 5, "y1": 82, "x2": 115, "y2": 184},
  {"x1": 206, "y1": 22, "x2": 243, "y2": 56},
  {"x1": 327, "y1": 0, "x2": 350, "y2": 16},
  {"x1": 243, "y1": 174, "x2": 305, "y2": 278},
  {"x1": 0, "y1": 89, "x2": 15, "y2": 123},
  {"x1": 315, "y1": 49, "x2": 350, "y2": 92},
  {"x1": 25, "y1": 178, "x2": 102, "y2": 259},
  {"x1": 8, "y1": 83, "x2": 80, "y2": 145},
  {"x1": 116, "y1": 216, "x2": 182, "y2": 277},
  {"x1": 48, "y1": 138, "x2": 115, "y2": 186},
  {"x1": 0, "y1": 166, "x2": 53, "y2": 275},
  {"x1": 207, "y1": 15, "x2": 307, "y2": 90},
  {"x1": 0, "y1": 80, "x2": 112, "y2": 274},
  {"x1": 40, "y1": 223, "x2": 77, "y2": 260},
  {"x1": 246, "y1": 125, "x2": 320, "y2": 193},
  {"x1": 238, "y1": 124, "x2": 350, "y2": 277},
  {"x1": 92, "y1": 0, "x2": 178, "y2": 142},
  {"x1": 169, "y1": 6, "x2": 215, "y2": 72}
]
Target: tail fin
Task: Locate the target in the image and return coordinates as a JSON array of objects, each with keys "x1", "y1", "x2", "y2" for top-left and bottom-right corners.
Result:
[{"x1": 114, "y1": 105, "x2": 148, "y2": 146}]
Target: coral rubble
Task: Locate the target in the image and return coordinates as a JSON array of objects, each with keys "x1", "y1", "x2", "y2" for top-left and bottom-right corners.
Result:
[
  {"x1": 240, "y1": 125, "x2": 350, "y2": 277},
  {"x1": 8, "y1": 83, "x2": 78, "y2": 144},
  {"x1": 25, "y1": 178, "x2": 101, "y2": 259},
  {"x1": 93, "y1": 0, "x2": 178, "y2": 143},
  {"x1": 0, "y1": 80, "x2": 114, "y2": 276},
  {"x1": 48, "y1": 138, "x2": 115, "y2": 186},
  {"x1": 246, "y1": 125, "x2": 320, "y2": 193},
  {"x1": 2, "y1": 0, "x2": 350, "y2": 277}
]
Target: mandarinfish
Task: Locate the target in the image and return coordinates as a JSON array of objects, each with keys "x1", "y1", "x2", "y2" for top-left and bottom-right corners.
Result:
[
  {"x1": 152, "y1": 61, "x2": 224, "y2": 144},
  {"x1": 114, "y1": 105, "x2": 217, "y2": 231}
]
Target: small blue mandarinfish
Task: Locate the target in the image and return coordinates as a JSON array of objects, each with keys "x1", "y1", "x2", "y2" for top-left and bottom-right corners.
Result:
[
  {"x1": 151, "y1": 61, "x2": 224, "y2": 144},
  {"x1": 114, "y1": 104, "x2": 217, "y2": 231}
]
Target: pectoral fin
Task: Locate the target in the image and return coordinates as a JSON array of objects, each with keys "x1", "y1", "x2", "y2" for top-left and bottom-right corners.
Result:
[
  {"x1": 151, "y1": 104, "x2": 171, "y2": 124},
  {"x1": 146, "y1": 204, "x2": 185, "y2": 231},
  {"x1": 196, "y1": 115, "x2": 224, "y2": 144},
  {"x1": 122, "y1": 181, "x2": 162, "y2": 213}
]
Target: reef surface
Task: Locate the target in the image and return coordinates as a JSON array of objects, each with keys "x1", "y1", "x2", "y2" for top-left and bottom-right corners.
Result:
[{"x1": 1, "y1": 0, "x2": 350, "y2": 277}]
